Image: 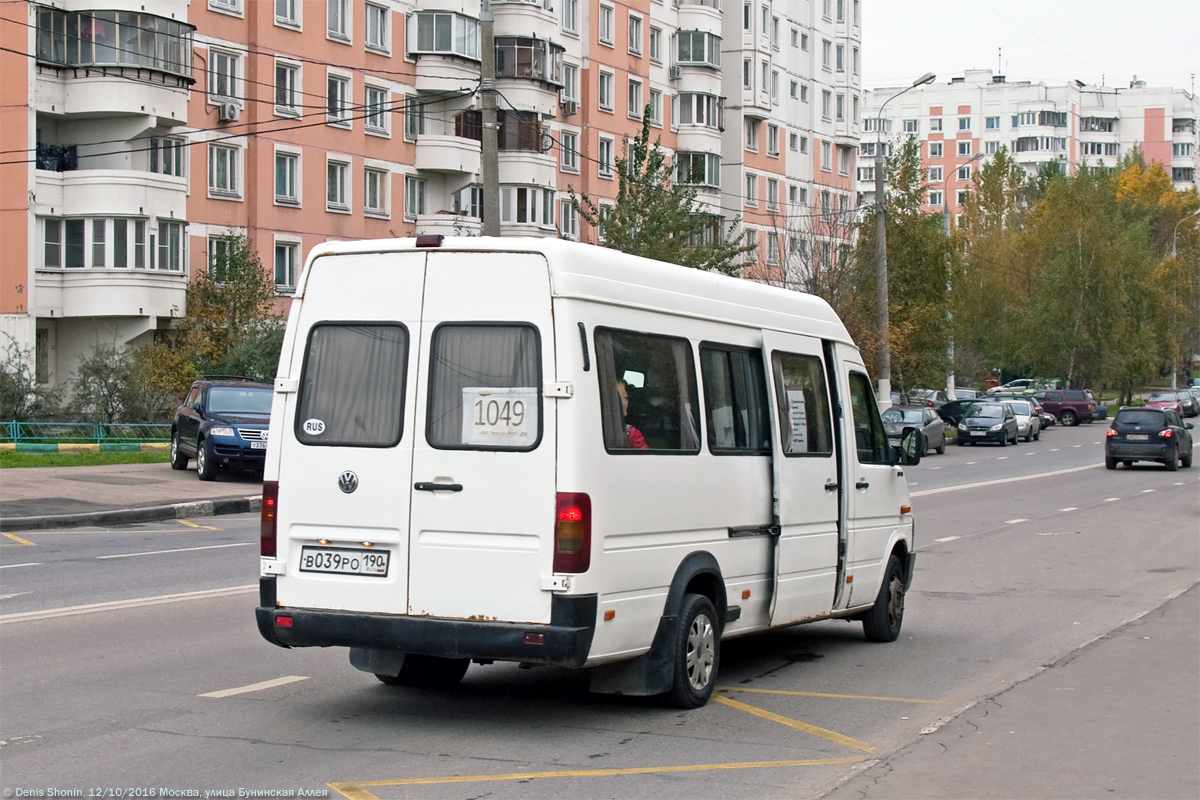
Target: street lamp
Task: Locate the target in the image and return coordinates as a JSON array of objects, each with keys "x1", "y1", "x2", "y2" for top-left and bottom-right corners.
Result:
[
  {"x1": 875, "y1": 71, "x2": 936, "y2": 408},
  {"x1": 944, "y1": 151, "x2": 985, "y2": 398}
]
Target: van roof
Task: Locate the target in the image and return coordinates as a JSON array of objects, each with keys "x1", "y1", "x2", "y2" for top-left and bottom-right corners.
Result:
[{"x1": 303, "y1": 238, "x2": 855, "y2": 346}]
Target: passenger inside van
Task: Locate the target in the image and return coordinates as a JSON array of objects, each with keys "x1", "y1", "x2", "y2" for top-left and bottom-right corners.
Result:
[{"x1": 617, "y1": 380, "x2": 649, "y2": 449}]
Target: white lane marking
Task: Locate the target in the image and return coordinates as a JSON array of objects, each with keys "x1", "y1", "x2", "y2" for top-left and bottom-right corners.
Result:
[
  {"x1": 0, "y1": 563, "x2": 42, "y2": 570},
  {"x1": 1025, "y1": 452, "x2": 1036, "y2": 456},
  {"x1": 0, "y1": 592, "x2": 33, "y2": 600},
  {"x1": 1005, "y1": 519, "x2": 1028, "y2": 524},
  {"x1": 1104, "y1": 497, "x2": 1119, "y2": 502},
  {"x1": 1051, "y1": 448, "x2": 1060, "y2": 451},
  {"x1": 1141, "y1": 489, "x2": 1155, "y2": 494},
  {"x1": 1073, "y1": 445, "x2": 1082, "y2": 448},
  {"x1": 911, "y1": 463, "x2": 1101, "y2": 497},
  {"x1": 1174, "y1": 482, "x2": 1185, "y2": 486},
  {"x1": 1093, "y1": 442, "x2": 1101, "y2": 445},
  {"x1": 998, "y1": 457, "x2": 1009, "y2": 460},
  {"x1": 200, "y1": 676, "x2": 309, "y2": 698},
  {"x1": 0, "y1": 585, "x2": 257, "y2": 624},
  {"x1": 97, "y1": 543, "x2": 255, "y2": 560},
  {"x1": 930, "y1": 466, "x2": 943, "y2": 470},
  {"x1": 966, "y1": 461, "x2": 978, "y2": 465},
  {"x1": 933, "y1": 536, "x2": 961, "y2": 543},
  {"x1": 1059, "y1": 507, "x2": 1079, "y2": 512}
]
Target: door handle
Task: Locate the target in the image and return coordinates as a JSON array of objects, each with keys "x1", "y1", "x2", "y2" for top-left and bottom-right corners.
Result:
[
  {"x1": 824, "y1": 480, "x2": 838, "y2": 492},
  {"x1": 414, "y1": 482, "x2": 463, "y2": 492},
  {"x1": 855, "y1": 479, "x2": 870, "y2": 490}
]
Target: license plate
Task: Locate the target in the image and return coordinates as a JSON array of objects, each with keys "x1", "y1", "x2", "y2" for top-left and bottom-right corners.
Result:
[
  {"x1": 971, "y1": 431, "x2": 986, "y2": 436},
  {"x1": 888, "y1": 438, "x2": 900, "y2": 447},
  {"x1": 250, "y1": 441, "x2": 268, "y2": 449},
  {"x1": 1127, "y1": 434, "x2": 1149, "y2": 440},
  {"x1": 299, "y1": 546, "x2": 389, "y2": 577}
]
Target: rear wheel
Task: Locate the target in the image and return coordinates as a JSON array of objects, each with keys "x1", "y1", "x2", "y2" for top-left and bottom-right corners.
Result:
[
  {"x1": 666, "y1": 593, "x2": 719, "y2": 709},
  {"x1": 1183, "y1": 449, "x2": 1193, "y2": 469},
  {"x1": 863, "y1": 555, "x2": 906, "y2": 643},
  {"x1": 1165, "y1": 448, "x2": 1179, "y2": 471},
  {"x1": 170, "y1": 432, "x2": 189, "y2": 470},
  {"x1": 1105, "y1": 456, "x2": 1117, "y2": 470},
  {"x1": 1060, "y1": 410, "x2": 1078, "y2": 427},
  {"x1": 935, "y1": 439, "x2": 946, "y2": 455},
  {"x1": 196, "y1": 438, "x2": 217, "y2": 481}
]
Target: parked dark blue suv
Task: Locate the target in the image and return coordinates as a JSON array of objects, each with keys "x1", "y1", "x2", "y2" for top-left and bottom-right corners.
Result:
[{"x1": 171, "y1": 378, "x2": 273, "y2": 480}]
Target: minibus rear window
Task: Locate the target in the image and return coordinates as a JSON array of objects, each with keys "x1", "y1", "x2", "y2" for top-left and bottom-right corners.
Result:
[
  {"x1": 295, "y1": 324, "x2": 409, "y2": 447},
  {"x1": 596, "y1": 328, "x2": 701, "y2": 454},
  {"x1": 426, "y1": 324, "x2": 542, "y2": 451}
]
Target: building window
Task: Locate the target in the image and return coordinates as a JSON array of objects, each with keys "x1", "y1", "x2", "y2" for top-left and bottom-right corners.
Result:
[
  {"x1": 562, "y1": 0, "x2": 577, "y2": 33},
  {"x1": 836, "y1": 93, "x2": 844, "y2": 121},
  {"x1": 929, "y1": 117, "x2": 942, "y2": 132},
  {"x1": 561, "y1": 130, "x2": 579, "y2": 172},
  {"x1": 771, "y1": 16, "x2": 780, "y2": 48},
  {"x1": 771, "y1": 70, "x2": 779, "y2": 103},
  {"x1": 43, "y1": 218, "x2": 61, "y2": 267},
  {"x1": 327, "y1": 74, "x2": 349, "y2": 124},
  {"x1": 326, "y1": 160, "x2": 348, "y2": 210},
  {"x1": 211, "y1": 0, "x2": 242, "y2": 16},
  {"x1": 743, "y1": 59, "x2": 752, "y2": 90},
  {"x1": 364, "y1": 167, "x2": 387, "y2": 215},
  {"x1": 745, "y1": 118, "x2": 758, "y2": 151},
  {"x1": 275, "y1": 0, "x2": 299, "y2": 26},
  {"x1": 985, "y1": 140, "x2": 999, "y2": 154},
  {"x1": 839, "y1": 146, "x2": 850, "y2": 175},
  {"x1": 365, "y1": 3, "x2": 388, "y2": 51},
  {"x1": 628, "y1": 13, "x2": 642, "y2": 55},
  {"x1": 821, "y1": 141, "x2": 832, "y2": 171},
  {"x1": 801, "y1": 84, "x2": 808, "y2": 102},
  {"x1": 766, "y1": 178, "x2": 778, "y2": 210},
  {"x1": 790, "y1": 80, "x2": 798, "y2": 99},
  {"x1": 822, "y1": 40, "x2": 831, "y2": 69},
  {"x1": 405, "y1": 101, "x2": 425, "y2": 140},
  {"x1": 766, "y1": 232, "x2": 779, "y2": 265},
  {"x1": 599, "y1": 4, "x2": 614, "y2": 45},
  {"x1": 743, "y1": 2, "x2": 751, "y2": 31},
  {"x1": 675, "y1": 152, "x2": 720, "y2": 188},
  {"x1": 958, "y1": 140, "x2": 972, "y2": 156},
  {"x1": 562, "y1": 63, "x2": 579, "y2": 101},
  {"x1": 598, "y1": 71, "x2": 614, "y2": 111},
  {"x1": 791, "y1": 28, "x2": 798, "y2": 47},
  {"x1": 800, "y1": 135, "x2": 808, "y2": 153},
  {"x1": 929, "y1": 141, "x2": 943, "y2": 158},
  {"x1": 409, "y1": 12, "x2": 481, "y2": 59},
  {"x1": 985, "y1": 116, "x2": 1000, "y2": 130},
  {"x1": 822, "y1": 90, "x2": 831, "y2": 120},
  {"x1": 275, "y1": 62, "x2": 299, "y2": 114},
  {"x1": 649, "y1": 27, "x2": 661, "y2": 62},
  {"x1": 745, "y1": 172, "x2": 758, "y2": 206},
  {"x1": 327, "y1": 0, "x2": 348, "y2": 40},
  {"x1": 789, "y1": 132, "x2": 798, "y2": 151},
  {"x1": 560, "y1": 200, "x2": 578, "y2": 239},
  {"x1": 957, "y1": 165, "x2": 972, "y2": 181},
  {"x1": 208, "y1": 50, "x2": 239, "y2": 101},
  {"x1": 499, "y1": 185, "x2": 555, "y2": 226},
  {"x1": 275, "y1": 242, "x2": 298, "y2": 291},
  {"x1": 676, "y1": 30, "x2": 721, "y2": 68},
  {"x1": 853, "y1": 47, "x2": 859, "y2": 75},
  {"x1": 365, "y1": 85, "x2": 389, "y2": 133},
  {"x1": 836, "y1": 44, "x2": 844, "y2": 71},
  {"x1": 157, "y1": 221, "x2": 183, "y2": 272},
  {"x1": 64, "y1": 219, "x2": 84, "y2": 268},
  {"x1": 956, "y1": 189, "x2": 968, "y2": 207},
  {"x1": 628, "y1": 78, "x2": 643, "y2": 118},
  {"x1": 903, "y1": 119, "x2": 918, "y2": 133},
  {"x1": 959, "y1": 117, "x2": 971, "y2": 131},
  {"x1": 275, "y1": 151, "x2": 298, "y2": 204},
  {"x1": 928, "y1": 166, "x2": 943, "y2": 182},
  {"x1": 648, "y1": 89, "x2": 663, "y2": 126},
  {"x1": 1173, "y1": 143, "x2": 1193, "y2": 157},
  {"x1": 208, "y1": 144, "x2": 240, "y2": 197},
  {"x1": 598, "y1": 137, "x2": 614, "y2": 177},
  {"x1": 405, "y1": 176, "x2": 426, "y2": 219},
  {"x1": 91, "y1": 218, "x2": 106, "y2": 267},
  {"x1": 767, "y1": 124, "x2": 779, "y2": 156},
  {"x1": 149, "y1": 137, "x2": 184, "y2": 177},
  {"x1": 928, "y1": 190, "x2": 942, "y2": 206}
]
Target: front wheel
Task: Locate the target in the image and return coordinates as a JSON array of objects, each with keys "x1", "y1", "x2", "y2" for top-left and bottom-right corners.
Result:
[
  {"x1": 1060, "y1": 410, "x2": 1078, "y2": 427},
  {"x1": 863, "y1": 555, "x2": 906, "y2": 643},
  {"x1": 666, "y1": 593, "x2": 720, "y2": 709},
  {"x1": 170, "y1": 432, "x2": 189, "y2": 470},
  {"x1": 196, "y1": 438, "x2": 217, "y2": 481}
]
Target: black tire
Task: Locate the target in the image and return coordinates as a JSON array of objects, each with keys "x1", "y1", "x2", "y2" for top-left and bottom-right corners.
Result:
[
  {"x1": 1024, "y1": 430, "x2": 1032, "y2": 442},
  {"x1": 935, "y1": 440, "x2": 946, "y2": 455},
  {"x1": 170, "y1": 431, "x2": 189, "y2": 470},
  {"x1": 1060, "y1": 410, "x2": 1078, "y2": 427},
  {"x1": 863, "y1": 555, "x2": 906, "y2": 643},
  {"x1": 956, "y1": 438, "x2": 965, "y2": 446},
  {"x1": 1105, "y1": 456, "x2": 1117, "y2": 470},
  {"x1": 392, "y1": 655, "x2": 470, "y2": 688},
  {"x1": 1034, "y1": 431, "x2": 1040, "y2": 441},
  {"x1": 666, "y1": 593, "x2": 720, "y2": 709},
  {"x1": 1165, "y1": 448, "x2": 1179, "y2": 471},
  {"x1": 1183, "y1": 449, "x2": 1193, "y2": 469},
  {"x1": 999, "y1": 433, "x2": 1007, "y2": 447},
  {"x1": 196, "y1": 438, "x2": 218, "y2": 481}
]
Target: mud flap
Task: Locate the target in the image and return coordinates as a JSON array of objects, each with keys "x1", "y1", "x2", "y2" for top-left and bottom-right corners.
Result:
[
  {"x1": 349, "y1": 647, "x2": 405, "y2": 677},
  {"x1": 589, "y1": 615, "x2": 677, "y2": 696}
]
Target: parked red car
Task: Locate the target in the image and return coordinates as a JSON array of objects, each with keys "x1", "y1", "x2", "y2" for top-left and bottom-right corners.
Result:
[{"x1": 1146, "y1": 392, "x2": 1184, "y2": 414}]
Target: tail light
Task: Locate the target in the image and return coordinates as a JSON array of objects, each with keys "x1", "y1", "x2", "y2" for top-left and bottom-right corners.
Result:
[
  {"x1": 261, "y1": 480, "x2": 279, "y2": 557},
  {"x1": 1159, "y1": 429, "x2": 1173, "y2": 438},
  {"x1": 554, "y1": 492, "x2": 591, "y2": 573},
  {"x1": 1106, "y1": 428, "x2": 1117, "y2": 437}
]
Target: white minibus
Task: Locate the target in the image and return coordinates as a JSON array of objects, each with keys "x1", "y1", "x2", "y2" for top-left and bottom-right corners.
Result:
[{"x1": 257, "y1": 237, "x2": 922, "y2": 708}]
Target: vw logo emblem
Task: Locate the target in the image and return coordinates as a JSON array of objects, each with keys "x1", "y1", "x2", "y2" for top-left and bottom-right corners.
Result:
[{"x1": 338, "y1": 471, "x2": 359, "y2": 494}]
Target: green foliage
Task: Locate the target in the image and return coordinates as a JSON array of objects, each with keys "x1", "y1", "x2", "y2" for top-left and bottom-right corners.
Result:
[
  {"x1": 0, "y1": 450, "x2": 170, "y2": 469},
  {"x1": 0, "y1": 334, "x2": 62, "y2": 421},
  {"x1": 70, "y1": 343, "x2": 135, "y2": 423},
  {"x1": 569, "y1": 115, "x2": 751, "y2": 275}
]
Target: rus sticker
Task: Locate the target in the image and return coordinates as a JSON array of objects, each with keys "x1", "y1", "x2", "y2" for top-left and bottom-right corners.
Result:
[{"x1": 304, "y1": 418, "x2": 326, "y2": 435}]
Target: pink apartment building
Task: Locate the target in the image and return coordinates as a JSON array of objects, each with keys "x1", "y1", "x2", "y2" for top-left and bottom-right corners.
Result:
[{"x1": 1, "y1": 0, "x2": 862, "y2": 390}]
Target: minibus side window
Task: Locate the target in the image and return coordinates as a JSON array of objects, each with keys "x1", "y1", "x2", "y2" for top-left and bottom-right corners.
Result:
[
  {"x1": 700, "y1": 345, "x2": 771, "y2": 454},
  {"x1": 847, "y1": 371, "x2": 889, "y2": 464},
  {"x1": 770, "y1": 352, "x2": 834, "y2": 456},
  {"x1": 427, "y1": 323, "x2": 542, "y2": 451},
  {"x1": 295, "y1": 323, "x2": 409, "y2": 447},
  {"x1": 596, "y1": 327, "x2": 701, "y2": 453}
]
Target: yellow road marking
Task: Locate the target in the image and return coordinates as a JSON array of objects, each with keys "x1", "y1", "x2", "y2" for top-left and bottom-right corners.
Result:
[
  {"x1": 176, "y1": 519, "x2": 221, "y2": 531},
  {"x1": 328, "y1": 757, "x2": 864, "y2": 794},
  {"x1": 713, "y1": 695, "x2": 875, "y2": 753},
  {"x1": 719, "y1": 686, "x2": 943, "y2": 704},
  {"x1": 2, "y1": 532, "x2": 37, "y2": 546}
]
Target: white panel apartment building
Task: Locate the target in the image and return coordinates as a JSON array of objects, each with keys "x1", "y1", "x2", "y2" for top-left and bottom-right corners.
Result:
[{"x1": 856, "y1": 69, "x2": 1199, "y2": 219}]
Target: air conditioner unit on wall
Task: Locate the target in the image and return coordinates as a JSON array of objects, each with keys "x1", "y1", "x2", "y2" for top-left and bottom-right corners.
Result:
[
  {"x1": 218, "y1": 102, "x2": 240, "y2": 122},
  {"x1": 560, "y1": 99, "x2": 578, "y2": 116},
  {"x1": 669, "y1": 65, "x2": 681, "y2": 81}
]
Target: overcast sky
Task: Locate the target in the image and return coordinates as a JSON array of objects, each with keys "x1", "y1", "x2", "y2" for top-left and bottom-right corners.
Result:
[{"x1": 862, "y1": 0, "x2": 1199, "y2": 93}]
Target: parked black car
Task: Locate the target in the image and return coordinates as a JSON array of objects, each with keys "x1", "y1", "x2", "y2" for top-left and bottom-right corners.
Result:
[
  {"x1": 1105, "y1": 407, "x2": 1193, "y2": 471},
  {"x1": 955, "y1": 402, "x2": 1019, "y2": 446},
  {"x1": 171, "y1": 378, "x2": 273, "y2": 480}
]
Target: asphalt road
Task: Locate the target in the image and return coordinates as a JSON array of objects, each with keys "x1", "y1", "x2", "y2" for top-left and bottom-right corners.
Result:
[{"x1": 1, "y1": 422, "x2": 1197, "y2": 798}]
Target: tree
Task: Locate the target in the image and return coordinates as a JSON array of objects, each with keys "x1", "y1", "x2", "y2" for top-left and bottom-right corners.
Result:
[
  {"x1": 569, "y1": 115, "x2": 750, "y2": 275},
  {"x1": 181, "y1": 235, "x2": 284, "y2": 381},
  {"x1": 70, "y1": 343, "x2": 136, "y2": 423},
  {"x1": 0, "y1": 334, "x2": 61, "y2": 421}
]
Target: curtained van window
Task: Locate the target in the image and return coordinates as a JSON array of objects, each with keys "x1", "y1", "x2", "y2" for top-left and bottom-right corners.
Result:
[
  {"x1": 771, "y1": 351, "x2": 834, "y2": 456},
  {"x1": 596, "y1": 327, "x2": 700, "y2": 453},
  {"x1": 427, "y1": 324, "x2": 542, "y2": 450},
  {"x1": 295, "y1": 324, "x2": 409, "y2": 447},
  {"x1": 701, "y1": 345, "x2": 771, "y2": 454}
]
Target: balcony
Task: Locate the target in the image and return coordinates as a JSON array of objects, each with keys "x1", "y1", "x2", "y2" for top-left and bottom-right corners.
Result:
[
  {"x1": 414, "y1": 212, "x2": 482, "y2": 238},
  {"x1": 35, "y1": 168, "x2": 186, "y2": 220},
  {"x1": 407, "y1": 10, "x2": 482, "y2": 94},
  {"x1": 35, "y1": 268, "x2": 187, "y2": 323},
  {"x1": 414, "y1": 135, "x2": 481, "y2": 174},
  {"x1": 493, "y1": 0, "x2": 559, "y2": 41},
  {"x1": 676, "y1": 4, "x2": 722, "y2": 36}
]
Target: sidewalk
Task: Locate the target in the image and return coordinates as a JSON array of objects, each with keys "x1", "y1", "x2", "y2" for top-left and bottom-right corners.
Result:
[{"x1": 0, "y1": 461, "x2": 262, "y2": 531}]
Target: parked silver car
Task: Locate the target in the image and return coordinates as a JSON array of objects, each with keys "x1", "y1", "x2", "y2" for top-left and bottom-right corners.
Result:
[
  {"x1": 881, "y1": 406, "x2": 946, "y2": 455},
  {"x1": 1006, "y1": 398, "x2": 1042, "y2": 442}
]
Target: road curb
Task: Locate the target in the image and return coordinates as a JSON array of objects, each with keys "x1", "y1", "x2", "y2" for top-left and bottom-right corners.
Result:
[{"x1": 0, "y1": 495, "x2": 262, "y2": 532}]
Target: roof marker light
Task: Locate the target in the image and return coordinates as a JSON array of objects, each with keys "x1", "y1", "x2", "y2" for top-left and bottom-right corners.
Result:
[{"x1": 415, "y1": 234, "x2": 444, "y2": 248}]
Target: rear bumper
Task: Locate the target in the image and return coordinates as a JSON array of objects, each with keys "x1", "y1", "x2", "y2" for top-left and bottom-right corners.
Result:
[
  {"x1": 256, "y1": 579, "x2": 597, "y2": 668},
  {"x1": 1107, "y1": 442, "x2": 1172, "y2": 461}
]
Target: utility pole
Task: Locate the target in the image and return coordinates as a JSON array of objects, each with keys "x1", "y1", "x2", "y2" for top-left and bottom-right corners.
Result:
[{"x1": 480, "y1": 0, "x2": 500, "y2": 236}]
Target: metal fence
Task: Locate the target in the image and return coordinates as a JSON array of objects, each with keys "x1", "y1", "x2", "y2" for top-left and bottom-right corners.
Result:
[{"x1": 0, "y1": 422, "x2": 171, "y2": 443}]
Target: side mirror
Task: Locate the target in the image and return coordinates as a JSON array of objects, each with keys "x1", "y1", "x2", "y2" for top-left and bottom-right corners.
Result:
[
  {"x1": 896, "y1": 428, "x2": 923, "y2": 466},
  {"x1": 1187, "y1": 423, "x2": 1194, "y2": 430}
]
